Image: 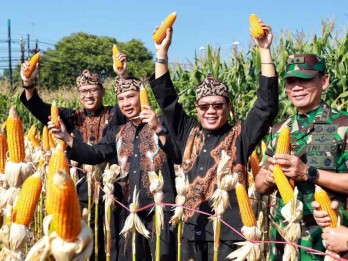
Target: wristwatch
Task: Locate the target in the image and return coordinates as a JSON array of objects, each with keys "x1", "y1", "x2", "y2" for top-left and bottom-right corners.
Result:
[
  {"x1": 156, "y1": 126, "x2": 168, "y2": 136},
  {"x1": 306, "y1": 166, "x2": 319, "y2": 183},
  {"x1": 155, "y1": 57, "x2": 168, "y2": 64}
]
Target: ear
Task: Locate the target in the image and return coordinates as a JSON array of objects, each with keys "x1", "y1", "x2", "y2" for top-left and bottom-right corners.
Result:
[{"x1": 321, "y1": 74, "x2": 329, "y2": 91}]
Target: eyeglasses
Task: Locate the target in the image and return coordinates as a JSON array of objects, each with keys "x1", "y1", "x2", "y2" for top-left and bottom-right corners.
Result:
[
  {"x1": 196, "y1": 103, "x2": 226, "y2": 111},
  {"x1": 78, "y1": 88, "x2": 100, "y2": 97}
]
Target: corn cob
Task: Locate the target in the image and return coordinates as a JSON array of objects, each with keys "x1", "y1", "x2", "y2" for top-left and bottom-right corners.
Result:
[
  {"x1": 6, "y1": 107, "x2": 25, "y2": 163},
  {"x1": 273, "y1": 164, "x2": 294, "y2": 204},
  {"x1": 314, "y1": 185, "x2": 338, "y2": 228},
  {"x1": 51, "y1": 100, "x2": 60, "y2": 129},
  {"x1": 275, "y1": 126, "x2": 291, "y2": 155},
  {"x1": 112, "y1": 44, "x2": 123, "y2": 69},
  {"x1": 153, "y1": 12, "x2": 177, "y2": 44},
  {"x1": 46, "y1": 143, "x2": 70, "y2": 214},
  {"x1": 42, "y1": 126, "x2": 50, "y2": 151},
  {"x1": 249, "y1": 150, "x2": 260, "y2": 178},
  {"x1": 48, "y1": 131, "x2": 56, "y2": 149},
  {"x1": 12, "y1": 172, "x2": 42, "y2": 227},
  {"x1": 235, "y1": 182, "x2": 256, "y2": 227},
  {"x1": 1, "y1": 120, "x2": 7, "y2": 132},
  {"x1": 249, "y1": 14, "x2": 265, "y2": 40},
  {"x1": 27, "y1": 124, "x2": 41, "y2": 147},
  {"x1": 51, "y1": 171, "x2": 81, "y2": 242},
  {"x1": 23, "y1": 52, "x2": 40, "y2": 78},
  {"x1": 0, "y1": 129, "x2": 7, "y2": 173},
  {"x1": 140, "y1": 85, "x2": 150, "y2": 111}
]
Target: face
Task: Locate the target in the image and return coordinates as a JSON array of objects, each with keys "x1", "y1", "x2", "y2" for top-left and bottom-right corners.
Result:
[
  {"x1": 196, "y1": 95, "x2": 231, "y2": 131},
  {"x1": 117, "y1": 90, "x2": 141, "y2": 119},
  {"x1": 285, "y1": 73, "x2": 329, "y2": 114},
  {"x1": 78, "y1": 84, "x2": 105, "y2": 113}
]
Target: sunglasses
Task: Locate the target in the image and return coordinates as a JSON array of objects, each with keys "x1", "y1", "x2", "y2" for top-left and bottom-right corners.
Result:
[{"x1": 196, "y1": 103, "x2": 226, "y2": 111}]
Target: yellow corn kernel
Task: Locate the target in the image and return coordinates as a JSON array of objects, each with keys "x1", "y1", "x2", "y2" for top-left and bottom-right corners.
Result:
[
  {"x1": 153, "y1": 12, "x2": 177, "y2": 44},
  {"x1": 314, "y1": 185, "x2": 338, "y2": 228},
  {"x1": 6, "y1": 107, "x2": 25, "y2": 163},
  {"x1": 46, "y1": 143, "x2": 70, "y2": 214},
  {"x1": 51, "y1": 171, "x2": 81, "y2": 242},
  {"x1": 51, "y1": 100, "x2": 60, "y2": 129},
  {"x1": 140, "y1": 85, "x2": 150, "y2": 111},
  {"x1": 48, "y1": 131, "x2": 56, "y2": 149},
  {"x1": 275, "y1": 126, "x2": 291, "y2": 155},
  {"x1": 249, "y1": 150, "x2": 260, "y2": 178},
  {"x1": 235, "y1": 182, "x2": 256, "y2": 227},
  {"x1": 27, "y1": 124, "x2": 41, "y2": 148},
  {"x1": 23, "y1": 52, "x2": 40, "y2": 78},
  {"x1": 273, "y1": 164, "x2": 294, "y2": 204},
  {"x1": 112, "y1": 44, "x2": 123, "y2": 69},
  {"x1": 41, "y1": 126, "x2": 50, "y2": 151},
  {"x1": 12, "y1": 172, "x2": 42, "y2": 227},
  {"x1": 0, "y1": 129, "x2": 8, "y2": 173},
  {"x1": 249, "y1": 14, "x2": 265, "y2": 40}
]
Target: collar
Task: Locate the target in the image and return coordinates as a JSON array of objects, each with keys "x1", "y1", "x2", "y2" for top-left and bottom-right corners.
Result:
[
  {"x1": 83, "y1": 105, "x2": 104, "y2": 117},
  {"x1": 202, "y1": 122, "x2": 232, "y2": 136}
]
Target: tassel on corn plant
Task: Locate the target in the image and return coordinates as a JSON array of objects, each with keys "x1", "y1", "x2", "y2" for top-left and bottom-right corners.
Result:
[{"x1": 153, "y1": 12, "x2": 177, "y2": 44}]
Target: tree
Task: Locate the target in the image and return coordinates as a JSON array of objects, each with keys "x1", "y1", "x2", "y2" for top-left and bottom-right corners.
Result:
[{"x1": 39, "y1": 33, "x2": 154, "y2": 89}]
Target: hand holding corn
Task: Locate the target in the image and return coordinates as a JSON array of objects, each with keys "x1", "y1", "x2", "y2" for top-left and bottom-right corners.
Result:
[
  {"x1": 250, "y1": 16, "x2": 273, "y2": 49},
  {"x1": 312, "y1": 199, "x2": 339, "y2": 227},
  {"x1": 20, "y1": 52, "x2": 40, "y2": 84},
  {"x1": 47, "y1": 117, "x2": 74, "y2": 148},
  {"x1": 322, "y1": 226, "x2": 348, "y2": 253},
  {"x1": 113, "y1": 47, "x2": 128, "y2": 78}
]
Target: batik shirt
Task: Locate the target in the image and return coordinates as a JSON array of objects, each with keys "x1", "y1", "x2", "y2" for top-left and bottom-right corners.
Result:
[
  {"x1": 150, "y1": 72, "x2": 279, "y2": 241},
  {"x1": 267, "y1": 101, "x2": 348, "y2": 261}
]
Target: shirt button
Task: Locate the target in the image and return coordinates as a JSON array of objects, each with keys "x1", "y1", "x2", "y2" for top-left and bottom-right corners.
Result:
[
  {"x1": 203, "y1": 149, "x2": 207, "y2": 152},
  {"x1": 207, "y1": 134, "x2": 210, "y2": 137},
  {"x1": 133, "y1": 171, "x2": 136, "y2": 174},
  {"x1": 135, "y1": 154, "x2": 138, "y2": 157},
  {"x1": 136, "y1": 136, "x2": 139, "y2": 139},
  {"x1": 200, "y1": 167, "x2": 203, "y2": 171}
]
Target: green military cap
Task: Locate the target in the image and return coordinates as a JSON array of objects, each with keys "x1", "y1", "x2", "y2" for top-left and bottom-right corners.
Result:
[{"x1": 284, "y1": 54, "x2": 326, "y2": 79}]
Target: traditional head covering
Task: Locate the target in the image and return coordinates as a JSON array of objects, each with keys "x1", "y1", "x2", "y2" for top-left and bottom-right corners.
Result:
[
  {"x1": 196, "y1": 74, "x2": 230, "y2": 101},
  {"x1": 284, "y1": 54, "x2": 326, "y2": 79},
  {"x1": 76, "y1": 69, "x2": 103, "y2": 88},
  {"x1": 114, "y1": 75, "x2": 142, "y2": 95}
]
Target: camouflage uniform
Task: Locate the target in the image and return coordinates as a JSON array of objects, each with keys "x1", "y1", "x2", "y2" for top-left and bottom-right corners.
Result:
[{"x1": 268, "y1": 101, "x2": 348, "y2": 261}]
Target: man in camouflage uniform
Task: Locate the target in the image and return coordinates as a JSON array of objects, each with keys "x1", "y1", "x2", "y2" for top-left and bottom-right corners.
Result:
[{"x1": 255, "y1": 54, "x2": 348, "y2": 260}]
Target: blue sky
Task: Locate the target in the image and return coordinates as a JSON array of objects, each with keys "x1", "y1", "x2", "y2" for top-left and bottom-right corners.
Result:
[{"x1": 1, "y1": 0, "x2": 347, "y2": 73}]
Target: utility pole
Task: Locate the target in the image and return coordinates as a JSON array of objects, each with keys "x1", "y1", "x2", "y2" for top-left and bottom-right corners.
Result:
[
  {"x1": 8, "y1": 19, "x2": 13, "y2": 87},
  {"x1": 20, "y1": 37, "x2": 25, "y2": 64},
  {"x1": 27, "y1": 34, "x2": 30, "y2": 58}
]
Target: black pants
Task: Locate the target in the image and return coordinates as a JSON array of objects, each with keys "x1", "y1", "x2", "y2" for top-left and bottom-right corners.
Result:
[
  {"x1": 118, "y1": 211, "x2": 176, "y2": 261},
  {"x1": 181, "y1": 238, "x2": 241, "y2": 261}
]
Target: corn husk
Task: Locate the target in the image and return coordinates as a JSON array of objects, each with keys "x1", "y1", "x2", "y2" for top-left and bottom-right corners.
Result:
[
  {"x1": 24, "y1": 214, "x2": 93, "y2": 261},
  {"x1": 120, "y1": 187, "x2": 150, "y2": 239},
  {"x1": 4, "y1": 161, "x2": 33, "y2": 188},
  {"x1": 271, "y1": 187, "x2": 303, "y2": 261},
  {"x1": 0, "y1": 223, "x2": 30, "y2": 261},
  {"x1": 226, "y1": 212, "x2": 263, "y2": 261}
]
